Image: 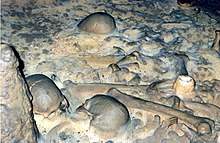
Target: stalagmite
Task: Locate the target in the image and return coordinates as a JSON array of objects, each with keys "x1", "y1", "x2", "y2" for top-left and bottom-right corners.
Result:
[{"x1": 0, "y1": 43, "x2": 39, "y2": 142}]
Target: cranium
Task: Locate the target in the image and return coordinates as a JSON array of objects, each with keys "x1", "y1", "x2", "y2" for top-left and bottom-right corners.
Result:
[
  {"x1": 76, "y1": 94, "x2": 130, "y2": 138},
  {"x1": 26, "y1": 74, "x2": 69, "y2": 117},
  {"x1": 77, "y1": 12, "x2": 116, "y2": 34}
]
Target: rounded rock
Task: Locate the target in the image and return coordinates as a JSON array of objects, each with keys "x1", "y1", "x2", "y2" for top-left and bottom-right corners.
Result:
[{"x1": 77, "y1": 12, "x2": 116, "y2": 34}]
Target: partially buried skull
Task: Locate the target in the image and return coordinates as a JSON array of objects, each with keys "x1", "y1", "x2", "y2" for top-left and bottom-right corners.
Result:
[
  {"x1": 77, "y1": 12, "x2": 117, "y2": 34},
  {"x1": 26, "y1": 74, "x2": 69, "y2": 118},
  {"x1": 76, "y1": 94, "x2": 130, "y2": 138}
]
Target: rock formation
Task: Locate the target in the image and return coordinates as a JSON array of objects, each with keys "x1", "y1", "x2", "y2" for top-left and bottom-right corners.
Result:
[{"x1": 0, "y1": 43, "x2": 38, "y2": 142}]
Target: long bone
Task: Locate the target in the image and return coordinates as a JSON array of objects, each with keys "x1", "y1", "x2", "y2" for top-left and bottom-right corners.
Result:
[
  {"x1": 77, "y1": 56, "x2": 121, "y2": 68},
  {"x1": 66, "y1": 82, "x2": 147, "y2": 102},
  {"x1": 78, "y1": 51, "x2": 151, "y2": 70},
  {"x1": 107, "y1": 88, "x2": 214, "y2": 134},
  {"x1": 76, "y1": 49, "x2": 154, "y2": 70}
]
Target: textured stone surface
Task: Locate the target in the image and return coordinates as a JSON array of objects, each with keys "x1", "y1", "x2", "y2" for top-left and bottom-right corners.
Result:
[
  {"x1": 0, "y1": 43, "x2": 38, "y2": 142},
  {"x1": 2, "y1": 0, "x2": 58, "y2": 7},
  {"x1": 1, "y1": 0, "x2": 220, "y2": 142}
]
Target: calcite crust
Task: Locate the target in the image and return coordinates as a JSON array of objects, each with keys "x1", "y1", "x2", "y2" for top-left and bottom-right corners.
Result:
[{"x1": 0, "y1": 43, "x2": 38, "y2": 142}]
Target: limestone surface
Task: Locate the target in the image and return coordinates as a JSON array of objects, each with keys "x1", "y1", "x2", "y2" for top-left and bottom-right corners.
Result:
[
  {"x1": 0, "y1": 43, "x2": 38, "y2": 142},
  {"x1": 1, "y1": 0, "x2": 220, "y2": 142}
]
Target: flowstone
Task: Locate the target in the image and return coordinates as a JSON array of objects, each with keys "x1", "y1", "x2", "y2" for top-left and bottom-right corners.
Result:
[{"x1": 0, "y1": 43, "x2": 39, "y2": 142}]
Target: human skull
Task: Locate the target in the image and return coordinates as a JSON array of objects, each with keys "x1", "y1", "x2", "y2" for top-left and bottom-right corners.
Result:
[
  {"x1": 76, "y1": 94, "x2": 130, "y2": 138},
  {"x1": 26, "y1": 74, "x2": 69, "y2": 117}
]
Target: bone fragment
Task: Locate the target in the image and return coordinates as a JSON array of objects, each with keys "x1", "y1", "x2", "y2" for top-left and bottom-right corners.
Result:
[
  {"x1": 173, "y1": 75, "x2": 195, "y2": 98},
  {"x1": 177, "y1": 0, "x2": 197, "y2": 8},
  {"x1": 108, "y1": 63, "x2": 121, "y2": 72},
  {"x1": 107, "y1": 88, "x2": 214, "y2": 134},
  {"x1": 184, "y1": 101, "x2": 220, "y2": 121},
  {"x1": 172, "y1": 53, "x2": 196, "y2": 98},
  {"x1": 116, "y1": 51, "x2": 140, "y2": 65},
  {"x1": 77, "y1": 56, "x2": 121, "y2": 68}
]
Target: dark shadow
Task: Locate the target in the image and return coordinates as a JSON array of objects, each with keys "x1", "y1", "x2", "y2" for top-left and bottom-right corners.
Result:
[
  {"x1": 198, "y1": 0, "x2": 220, "y2": 11},
  {"x1": 10, "y1": 45, "x2": 25, "y2": 77},
  {"x1": 197, "y1": 0, "x2": 220, "y2": 21},
  {"x1": 177, "y1": 0, "x2": 220, "y2": 22}
]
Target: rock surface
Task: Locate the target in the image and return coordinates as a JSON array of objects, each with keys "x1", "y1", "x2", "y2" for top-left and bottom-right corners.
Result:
[
  {"x1": 0, "y1": 43, "x2": 38, "y2": 142},
  {"x1": 1, "y1": 0, "x2": 220, "y2": 142}
]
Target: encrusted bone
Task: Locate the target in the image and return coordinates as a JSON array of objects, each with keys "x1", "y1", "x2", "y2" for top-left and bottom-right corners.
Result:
[
  {"x1": 172, "y1": 54, "x2": 195, "y2": 97},
  {"x1": 116, "y1": 51, "x2": 140, "y2": 65},
  {"x1": 149, "y1": 52, "x2": 196, "y2": 99},
  {"x1": 160, "y1": 96, "x2": 220, "y2": 122},
  {"x1": 172, "y1": 53, "x2": 196, "y2": 97},
  {"x1": 77, "y1": 56, "x2": 121, "y2": 68},
  {"x1": 66, "y1": 83, "x2": 147, "y2": 103},
  {"x1": 77, "y1": 94, "x2": 130, "y2": 139},
  {"x1": 173, "y1": 75, "x2": 195, "y2": 97},
  {"x1": 107, "y1": 88, "x2": 214, "y2": 134},
  {"x1": 183, "y1": 101, "x2": 220, "y2": 121}
]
